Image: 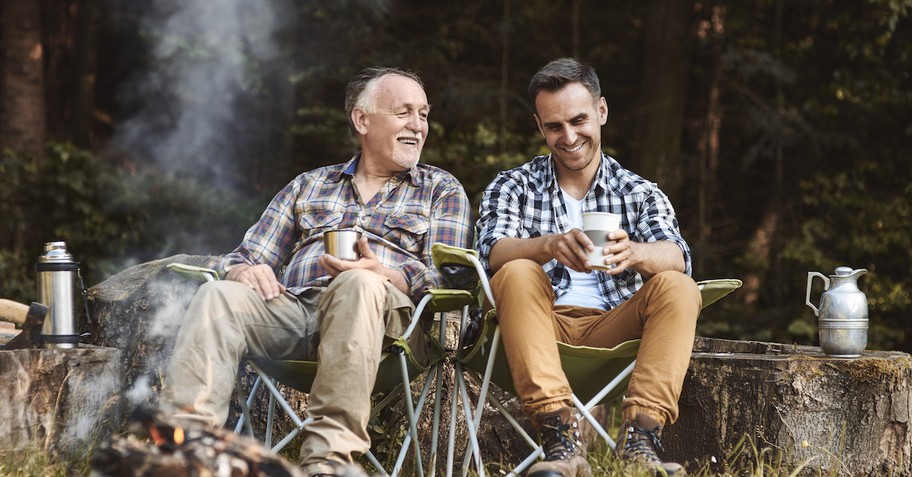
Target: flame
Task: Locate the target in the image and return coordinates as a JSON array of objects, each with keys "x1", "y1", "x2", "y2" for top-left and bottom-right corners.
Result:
[
  {"x1": 148, "y1": 425, "x2": 184, "y2": 446},
  {"x1": 148, "y1": 426, "x2": 166, "y2": 446}
]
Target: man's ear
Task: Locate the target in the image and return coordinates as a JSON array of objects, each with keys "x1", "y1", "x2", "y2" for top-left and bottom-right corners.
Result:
[
  {"x1": 598, "y1": 97, "x2": 609, "y2": 126},
  {"x1": 533, "y1": 113, "x2": 545, "y2": 137},
  {"x1": 352, "y1": 108, "x2": 369, "y2": 135}
]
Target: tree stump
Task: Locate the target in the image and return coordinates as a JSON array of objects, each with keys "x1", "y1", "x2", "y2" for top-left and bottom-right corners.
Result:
[
  {"x1": 663, "y1": 337, "x2": 912, "y2": 476},
  {"x1": 85, "y1": 253, "x2": 220, "y2": 410},
  {"x1": 0, "y1": 345, "x2": 122, "y2": 460}
]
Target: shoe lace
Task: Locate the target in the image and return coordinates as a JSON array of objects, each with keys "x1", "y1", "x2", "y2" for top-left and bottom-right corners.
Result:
[
  {"x1": 623, "y1": 423, "x2": 665, "y2": 465},
  {"x1": 539, "y1": 416, "x2": 581, "y2": 461}
]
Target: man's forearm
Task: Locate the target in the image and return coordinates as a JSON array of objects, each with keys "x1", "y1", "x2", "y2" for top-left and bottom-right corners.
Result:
[
  {"x1": 379, "y1": 266, "x2": 410, "y2": 295},
  {"x1": 488, "y1": 236, "x2": 556, "y2": 274},
  {"x1": 628, "y1": 240, "x2": 686, "y2": 279}
]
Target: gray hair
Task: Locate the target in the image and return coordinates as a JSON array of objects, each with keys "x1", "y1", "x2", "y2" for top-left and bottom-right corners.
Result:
[
  {"x1": 528, "y1": 58, "x2": 601, "y2": 110},
  {"x1": 345, "y1": 67, "x2": 424, "y2": 135}
]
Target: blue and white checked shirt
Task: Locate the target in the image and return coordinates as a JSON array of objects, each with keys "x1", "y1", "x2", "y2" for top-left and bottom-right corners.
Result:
[
  {"x1": 476, "y1": 152, "x2": 692, "y2": 309},
  {"x1": 219, "y1": 154, "x2": 473, "y2": 302}
]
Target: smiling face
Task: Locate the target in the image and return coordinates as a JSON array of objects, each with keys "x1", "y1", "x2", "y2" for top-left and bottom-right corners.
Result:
[
  {"x1": 533, "y1": 82, "x2": 608, "y2": 178},
  {"x1": 352, "y1": 74, "x2": 430, "y2": 172}
]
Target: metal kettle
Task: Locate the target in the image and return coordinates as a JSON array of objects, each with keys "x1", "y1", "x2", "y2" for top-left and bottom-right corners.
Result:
[
  {"x1": 806, "y1": 267, "x2": 868, "y2": 321},
  {"x1": 805, "y1": 266, "x2": 868, "y2": 357}
]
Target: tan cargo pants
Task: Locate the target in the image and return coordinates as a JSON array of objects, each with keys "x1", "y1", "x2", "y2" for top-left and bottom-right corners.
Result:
[
  {"x1": 490, "y1": 259, "x2": 701, "y2": 426},
  {"x1": 162, "y1": 269, "x2": 416, "y2": 466}
]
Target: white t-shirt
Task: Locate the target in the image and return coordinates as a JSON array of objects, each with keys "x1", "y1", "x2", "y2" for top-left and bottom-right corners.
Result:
[{"x1": 554, "y1": 191, "x2": 610, "y2": 311}]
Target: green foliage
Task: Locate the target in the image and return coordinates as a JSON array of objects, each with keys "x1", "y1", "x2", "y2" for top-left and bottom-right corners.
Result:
[
  {"x1": 778, "y1": 160, "x2": 912, "y2": 350},
  {"x1": 0, "y1": 143, "x2": 142, "y2": 301},
  {"x1": 0, "y1": 143, "x2": 264, "y2": 304}
]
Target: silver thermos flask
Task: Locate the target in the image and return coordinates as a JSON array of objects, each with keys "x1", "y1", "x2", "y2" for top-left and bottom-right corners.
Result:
[{"x1": 36, "y1": 241, "x2": 81, "y2": 348}]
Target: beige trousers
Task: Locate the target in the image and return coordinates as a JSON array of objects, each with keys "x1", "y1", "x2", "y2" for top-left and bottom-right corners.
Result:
[
  {"x1": 490, "y1": 259, "x2": 701, "y2": 426},
  {"x1": 162, "y1": 269, "x2": 415, "y2": 466}
]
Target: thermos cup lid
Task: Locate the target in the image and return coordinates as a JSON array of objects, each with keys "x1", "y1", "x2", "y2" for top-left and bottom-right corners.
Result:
[{"x1": 39, "y1": 241, "x2": 75, "y2": 263}]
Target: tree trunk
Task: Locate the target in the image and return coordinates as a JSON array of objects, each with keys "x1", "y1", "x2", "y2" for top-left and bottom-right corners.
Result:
[
  {"x1": 1, "y1": 0, "x2": 47, "y2": 154},
  {"x1": 694, "y1": 1, "x2": 726, "y2": 276},
  {"x1": 70, "y1": 0, "x2": 101, "y2": 147},
  {"x1": 498, "y1": 0, "x2": 510, "y2": 155},
  {"x1": 664, "y1": 337, "x2": 912, "y2": 476},
  {"x1": 739, "y1": 206, "x2": 778, "y2": 309},
  {"x1": 633, "y1": 0, "x2": 693, "y2": 200}
]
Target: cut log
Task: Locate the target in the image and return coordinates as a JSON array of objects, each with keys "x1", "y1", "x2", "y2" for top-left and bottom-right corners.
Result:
[
  {"x1": 663, "y1": 337, "x2": 912, "y2": 476},
  {"x1": 0, "y1": 345, "x2": 122, "y2": 460},
  {"x1": 85, "y1": 254, "x2": 220, "y2": 404}
]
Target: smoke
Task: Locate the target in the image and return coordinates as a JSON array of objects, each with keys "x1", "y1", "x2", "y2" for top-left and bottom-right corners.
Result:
[
  {"x1": 124, "y1": 276, "x2": 201, "y2": 407},
  {"x1": 115, "y1": 0, "x2": 293, "y2": 186}
]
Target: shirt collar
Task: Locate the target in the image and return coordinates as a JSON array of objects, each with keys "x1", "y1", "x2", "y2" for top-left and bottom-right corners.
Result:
[
  {"x1": 330, "y1": 153, "x2": 420, "y2": 186},
  {"x1": 542, "y1": 152, "x2": 612, "y2": 195}
]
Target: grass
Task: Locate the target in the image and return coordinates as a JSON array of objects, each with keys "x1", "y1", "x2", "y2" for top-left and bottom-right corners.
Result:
[
  {"x1": 0, "y1": 431, "x2": 886, "y2": 477},
  {"x1": 0, "y1": 449, "x2": 85, "y2": 477}
]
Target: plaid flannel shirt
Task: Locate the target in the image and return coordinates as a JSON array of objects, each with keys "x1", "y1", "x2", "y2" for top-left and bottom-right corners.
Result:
[
  {"x1": 219, "y1": 154, "x2": 473, "y2": 302},
  {"x1": 476, "y1": 152, "x2": 692, "y2": 309}
]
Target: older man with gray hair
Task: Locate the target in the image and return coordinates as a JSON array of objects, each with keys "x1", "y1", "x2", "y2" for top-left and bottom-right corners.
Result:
[{"x1": 162, "y1": 67, "x2": 473, "y2": 476}]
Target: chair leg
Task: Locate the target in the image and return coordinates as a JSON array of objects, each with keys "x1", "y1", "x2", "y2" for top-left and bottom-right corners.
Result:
[
  {"x1": 445, "y1": 361, "x2": 460, "y2": 477},
  {"x1": 456, "y1": 369, "x2": 485, "y2": 477},
  {"x1": 246, "y1": 363, "x2": 310, "y2": 453},
  {"x1": 573, "y1": 360, "x2": 636, "y2": 450},
  {"x1": 234, "y1": 373, "x2": 261, "y2": 436}
]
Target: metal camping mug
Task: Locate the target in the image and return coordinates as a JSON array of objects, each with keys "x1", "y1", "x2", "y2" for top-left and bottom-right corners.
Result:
[
  {"x1": 324, "y1": 229, "x2": 362, "y2": 261},
  {"x1": 36, "y1": 241, "x2": 81, "y2": 348}
]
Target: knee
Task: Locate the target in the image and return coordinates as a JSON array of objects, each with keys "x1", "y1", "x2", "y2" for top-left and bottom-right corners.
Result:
[
  {"x1": 197, "y1": 279, "x2": 246, "y2": 298},
  {"x1": 649, "y1": 271, "x2": 702, "y2": 312},
  {"x1": 492, "y1": 259, "x2": 547, "y2": 288},
  {"x1": 185, "y1": 280, "x2": 257, "y2": 326},
  {"x1": 193, "y1": 280, "x2": 262, "y2": 310},
  {"x1": 328, "y1": 269, "x2": 387, "y2": 294}
]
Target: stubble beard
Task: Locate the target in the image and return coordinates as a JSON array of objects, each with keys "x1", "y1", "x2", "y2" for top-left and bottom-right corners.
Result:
[{"x1": 392, "y1": 150, "x2": 420, "y2": 170}]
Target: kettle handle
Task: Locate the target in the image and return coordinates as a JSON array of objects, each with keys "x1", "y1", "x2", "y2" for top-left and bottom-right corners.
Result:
[{"x1": 805, "y1": 272, "x2": 830, "y2": 317}]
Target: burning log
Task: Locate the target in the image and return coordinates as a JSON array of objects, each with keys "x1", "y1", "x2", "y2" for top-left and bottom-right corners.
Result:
[{"x1": 90, "y1": 406, "x2": 306, "y2": 477}]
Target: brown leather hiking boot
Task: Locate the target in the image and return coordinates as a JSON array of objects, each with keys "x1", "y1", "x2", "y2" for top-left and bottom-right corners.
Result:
[
  {"x1": 616, "y1": 413, "x2": 686, "y2": 476},
  {"x1": 527, "y1": 408, "x2": 592, "y2": 477}
]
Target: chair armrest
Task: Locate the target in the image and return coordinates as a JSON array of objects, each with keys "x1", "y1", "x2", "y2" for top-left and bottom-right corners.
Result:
[
  {"x1": 696, "y1": 278, "x2": 743, "y2": 309},
  {"x1": 431, "y1": 243, "x2": 479, "y2": 269},
  {"x1": 167, "y1": 263, "x2": 220, "y2": 283}
]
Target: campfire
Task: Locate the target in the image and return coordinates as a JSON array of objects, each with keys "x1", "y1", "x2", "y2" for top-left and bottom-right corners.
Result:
[{"x1": 90, "y1": 406, "x2": 306, "y2": 477}]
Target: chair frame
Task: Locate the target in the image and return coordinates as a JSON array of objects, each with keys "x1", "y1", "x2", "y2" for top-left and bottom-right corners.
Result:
[
  {"x1": 426, "y1": 250, "x2": 742, "y2": 477},
  {"x1": 167, "y1": 255, "x2": 742, "y2": 477},
  {"x1": 168, "y1": 261, "x2": 477, "y2": 477}
]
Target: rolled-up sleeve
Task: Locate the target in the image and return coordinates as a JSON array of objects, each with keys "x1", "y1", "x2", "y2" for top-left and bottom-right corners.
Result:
[
  {"x1": 635, "y1": 188, "x2": 692, "y2": 276},
  {"x1": 396, "y1": 178, "x2": 473, "y2": 300},
  {"x1": 476, "y1": 172, "x2": 525, "y2": 273}
]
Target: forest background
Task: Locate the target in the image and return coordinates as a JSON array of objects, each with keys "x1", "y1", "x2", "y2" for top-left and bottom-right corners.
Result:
[{"x1": 1, "y1": 0, "x2": 910, "y2": 353}]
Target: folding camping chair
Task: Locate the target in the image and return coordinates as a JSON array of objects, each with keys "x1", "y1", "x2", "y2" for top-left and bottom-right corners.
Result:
[
  {"x1": 427, "y1": 246, "x2": 743, "y2": 477},
  {"x1": 168, "y1": 256, "x2": 480, "y2": 477}
]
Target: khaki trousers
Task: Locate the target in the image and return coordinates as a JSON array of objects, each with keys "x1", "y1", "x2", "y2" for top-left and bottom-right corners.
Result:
[
  {"x1": 162, "y1": 269, "x2": 415, "y2": 466},
  {"x1": 490, "y1": 259, "x2": 701, "y2": 426}
]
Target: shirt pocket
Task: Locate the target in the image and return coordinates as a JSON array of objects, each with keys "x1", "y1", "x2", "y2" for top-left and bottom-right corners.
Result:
[
  {"x1": 301, "y1": 210, "x2": 344, "y2": 237},
  {"x1": 384, "y1": 213, "x2": 430, "y2": 255}
]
